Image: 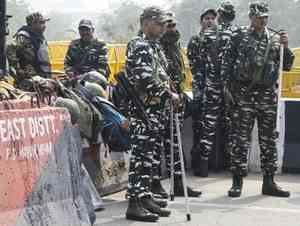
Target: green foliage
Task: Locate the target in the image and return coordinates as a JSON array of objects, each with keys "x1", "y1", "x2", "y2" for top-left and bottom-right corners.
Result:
[{"x1": 96, "y1": 1, "x2": 142, "y2": 42}]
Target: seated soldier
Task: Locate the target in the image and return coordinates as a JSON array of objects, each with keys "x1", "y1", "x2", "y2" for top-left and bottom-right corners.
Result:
[
  {"x1": 13, "y1": 12, "x2": 51, "y2": 91},
  {"x1": 64, "y1": 19, "x2": 109, "y2": 90}
]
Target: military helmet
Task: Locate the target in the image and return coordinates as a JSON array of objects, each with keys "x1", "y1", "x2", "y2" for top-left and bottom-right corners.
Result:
[
  {"x1": 218, "y1": 1, "x2": 236, "y2": 20},
  {"x1": 54, "y1": 97, "x2": 81, "y2": 125},
  {"x1": 26, "y1": 12, "x2": 50, "y2": 26},
  {"x1": 80, "y1": 71, "x2": 108, "y2": 90},
  {"x1": 84, "y1": 81, "x2": 107, "y2": 98},
  {"x1": 249, "y1": 1, "x2": 269, "y2": 17},
  {"x1": 140, "y1": 6, "x2": 169, "y2": 24}
]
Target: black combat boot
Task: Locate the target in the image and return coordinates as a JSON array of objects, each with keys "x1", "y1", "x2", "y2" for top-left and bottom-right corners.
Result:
[
  {"x1": 174, "y1": 176, "x2": 202, "y2": 197},
  {"x1": 140, "y1": 196, "x2": 171, "y2": 217},
  {"x1": 126, "y1": 197, "x2": 159, "y2": 222},
  {"x1": 152, "y1": 197, "x2": 168, "y2": 208},
  {"x1": 262, "y1": 175, "x2": 290, "y2": 198},
  {"x1": 228, "y1": 175, "x2": 243, "y2": 197},
  {"x1": 194, "y1": 158, "x2": 209, "y2": 177},
  {"x1": 151, "y1": 179, "x2": 169, "y2": 199}
]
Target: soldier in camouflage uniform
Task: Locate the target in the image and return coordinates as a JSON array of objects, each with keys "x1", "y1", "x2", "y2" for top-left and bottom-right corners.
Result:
[
  {"x1": 13, "y1": 12, "x2": 51, "y2": 91},
  {"x1": 64, "y1": 19, "x2": 109, "y2": 89},
  {"x1": 227, "y1": 2, "x2": 294, "y2": 198},
  {"x1": 125, "y1": 7, "x2": 178, "y2": 222},
  {"x1": 217, "y1": 1, "x2": 237, "y2": 169},
  {"x1": 187, "y1": 8, "x2": 232, "y2": 177},
  {"x1": 159, "y1": 12, "x2": 201, "y2": 197}
]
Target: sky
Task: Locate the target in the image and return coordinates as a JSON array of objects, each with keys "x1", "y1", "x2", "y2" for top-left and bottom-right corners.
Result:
[{"x1": 25, "y1": 0, "x2": 173, "y2": 13}]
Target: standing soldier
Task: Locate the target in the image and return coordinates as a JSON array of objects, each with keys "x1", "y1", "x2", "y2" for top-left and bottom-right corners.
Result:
[
  {"x1": 188, "y1": 8, "x2": 217, "y2": 176},
  {"x1": 217, "y1": 1, "x2": 237, "y2": 169},
  {"x1": 159, "y1": 12, "x2": 201, "y2": 197},
  {"x1": 187, "y1": 8, "x2": 232, "y2": 177},
  {"x1": 125, "y1": 6, "x2": 178, "y2": 222},
  {"x1": 13, "y1": 12, "x2": 51, "y2": 90},
  {"x1": 64, "y1": 19, "x2": 109, "y2": 89},
  {"x1": 228, "y1": 2, "x2": 294, "y2": 198}
]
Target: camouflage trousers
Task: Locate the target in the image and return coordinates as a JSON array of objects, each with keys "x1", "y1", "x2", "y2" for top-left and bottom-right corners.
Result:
[
  {"x1": 127, "y1": 105, "x2": 165, "y2": 198},
  {"x1": 198, "y1": 82, "x2": 224, "y2": 160},
  {"x1": 224, "y1": 105, "x2": 235, "y2": 167},
  {"x1": 230, "y1": 84, "x2": 278, "y2": 176}
]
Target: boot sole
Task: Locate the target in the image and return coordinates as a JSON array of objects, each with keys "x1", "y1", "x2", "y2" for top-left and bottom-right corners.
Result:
[
  {"x1": 262, "y1": 190, "x2": 290, "y2": 198},
  {"x1": 174, "y1": 192, "x2": 202, "y2": 197},
  {"x1": 228, "y1": 191, "x2": 241, "y2": 198},
  {"x1": 126, "y1": 214, "x2": 159, "y2": 222}
]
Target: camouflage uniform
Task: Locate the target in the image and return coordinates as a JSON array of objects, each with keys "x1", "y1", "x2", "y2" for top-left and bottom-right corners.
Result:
[
  {"x1": 64, "y1": 20, "x2": 110, "y2": 79},
  {"x1": 125, "y1": 33, "x2": 170, "y2": 198},
  {"x1": 187, "y1": 23, "x2": 232, "y2": 163},
  {"x1": 64, "y1": 39, "x2": 109, "y2": 77},
  {"x1": 160, "y1": 28, "x2": 185, "y2": 177},
  {"x1": 13, "y1": 13, "x2": 51, "y2": 90},
  {"x1": 217, "y1": 1, "x2": 238, "y2": 168},
  {"x1": 229, "y1": 4, "x2": 294, "y2": 176}
]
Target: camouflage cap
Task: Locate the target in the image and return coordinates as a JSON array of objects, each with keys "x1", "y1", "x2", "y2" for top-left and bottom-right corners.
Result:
[
  {"x1": 218, "y1": 1, "x2": 236, "y2": 15},
  {"x1": 84, "y1": 82, "x2": 107, "y2": 98},
  {"x1": 140, "y1": 6, "x2": 169, "y2": 24},
  {"x1": 249, "y1": 1, "x2": 269, "y2": 17},
  {"x1": 200, "y1": 8, "x2": 217, "y2": 21},
  {"x1": 26, "y1": 12, "x2": 50, "y2": 25},
  {"x1": 78, "y1": 19, "x2": 94, "y2": 29},
  {"x1": 165, "y1": 11, "x2": 177, "y2": 25}
]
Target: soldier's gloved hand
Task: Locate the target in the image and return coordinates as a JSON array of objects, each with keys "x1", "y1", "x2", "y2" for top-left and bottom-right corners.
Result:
[
  {"x1": 170, "y1": 91, "x2": 180, "y2": 101},
  {"x1": 224, "y1": 87, "x2": 234, "y2": 105},
  {"x1": 279, "y1": 31, "x2": 289, "y2": 48},
  {"x1": 170, "y1": 91, "x2": 181, "y2": 109}
]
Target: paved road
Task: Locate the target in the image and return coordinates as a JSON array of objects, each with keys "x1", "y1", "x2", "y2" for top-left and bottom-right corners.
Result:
[{"x1": 95, "y1": 173, "x2": 300, "y2": 226}]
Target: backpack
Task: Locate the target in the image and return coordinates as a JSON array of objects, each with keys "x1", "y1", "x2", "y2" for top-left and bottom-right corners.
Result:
[{"x1": 78, "y1": 83, "x2": 131, "y2": 152}]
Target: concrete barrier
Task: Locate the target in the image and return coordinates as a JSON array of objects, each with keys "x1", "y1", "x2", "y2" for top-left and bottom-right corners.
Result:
[
  {"x1": 0, "y1": 106, "x2": 92, "y2": 226},
  {"x1": 82, "y1": 143, "x2": 130, "y2": 196}
]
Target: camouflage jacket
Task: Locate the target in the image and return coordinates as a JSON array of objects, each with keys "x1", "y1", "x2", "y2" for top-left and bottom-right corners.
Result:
[
  {"x1": 187, "y1": 27, "x2": 232, "y2": 101},
  {"x1": 64, "y1": 38, "x2": 109, "y2": 78},
  {"x1": 231, "y1": 26, "x2": 294, "y2": 87},
  {"x1": 12, "y1": 26, "x2": 51, "y2": 83},
  {"x1": 125, "y1": 35, "x2": 170, "y2": 106},
  {"x1": 160, "y1": 30, "x2": 185, "y2": 93}
]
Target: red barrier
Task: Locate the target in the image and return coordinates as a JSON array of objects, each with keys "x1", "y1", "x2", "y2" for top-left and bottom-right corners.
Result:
[
  {"x1": 0, "y1": 107, "x2": 76, "y2": 226},
  {"x1": 0, "y1": 99, "x2": 47, "y2": 111}
]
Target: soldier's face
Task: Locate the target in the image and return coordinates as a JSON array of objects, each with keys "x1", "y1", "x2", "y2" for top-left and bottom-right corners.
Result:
[
  {"x1": 144, "y1": 20, "x2": 166, "y2": 39},
  {"x1": 166, "y1": 23, "x2": 177, "y2": 33},
  {"x1": 201, "y1": 13, "x2": 216, "y2": 30},
  {"x1": 251, "y1": 16, "x2": 268, "y2": 31},
  {"x1": 79, "y1": 27, "x2": 94, "y2": 42},
  {"x1": 31, "y1": 21, "x2": 46, "y2": 34}
]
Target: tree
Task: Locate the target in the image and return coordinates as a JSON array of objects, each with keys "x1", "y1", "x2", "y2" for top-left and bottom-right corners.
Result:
[
  {"x1": 7, "y1": 0, "x2": 30, "y2": 42},
  {"x1": 96, "y1": 1, "x2": 142, "y2": 42}
]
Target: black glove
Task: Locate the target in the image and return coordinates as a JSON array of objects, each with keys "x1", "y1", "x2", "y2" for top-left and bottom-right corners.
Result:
[{"x1": 224, "y1": 87, "x2": 234, "y2": 105}]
